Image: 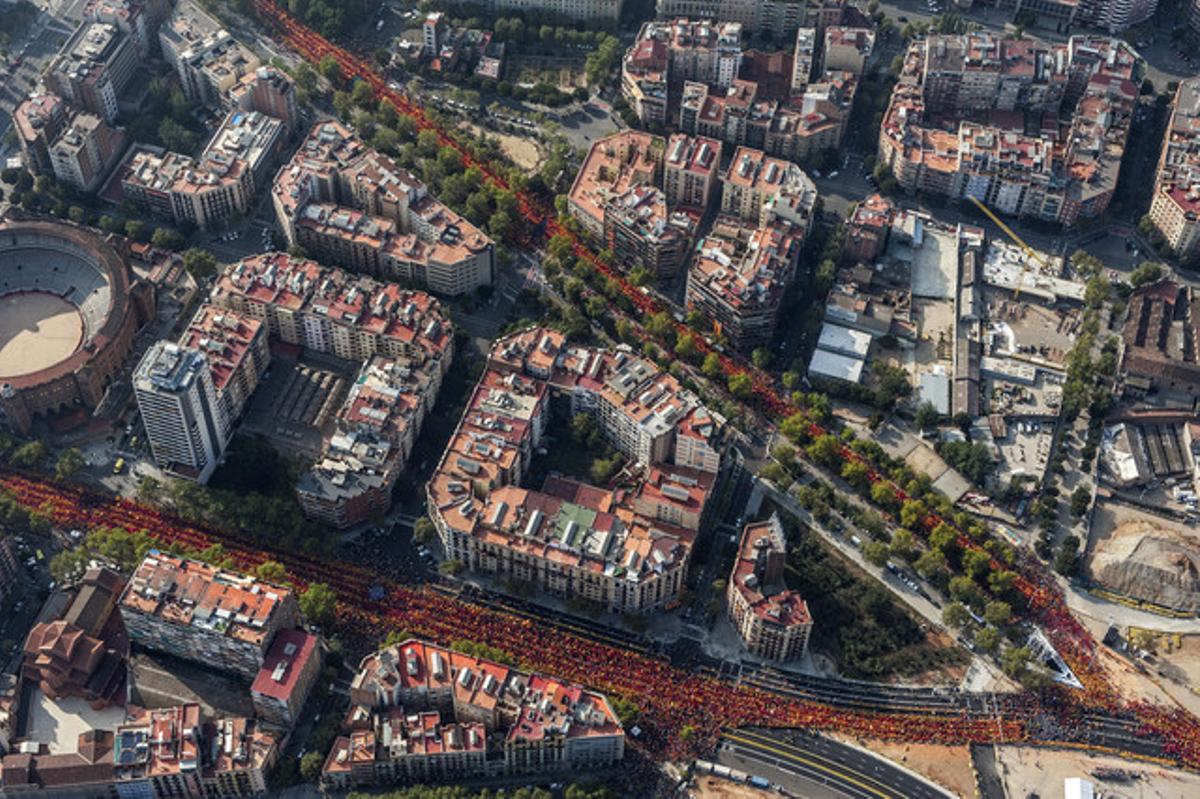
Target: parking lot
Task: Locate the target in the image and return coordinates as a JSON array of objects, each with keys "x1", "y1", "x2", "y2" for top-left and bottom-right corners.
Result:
[{"x1": 239, "y1": 355, "x2": 352, "y2": 458}]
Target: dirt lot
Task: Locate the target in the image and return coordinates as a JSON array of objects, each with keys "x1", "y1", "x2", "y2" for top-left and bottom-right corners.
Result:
[
  {"x1": 1085, "y1": 501, "x2": 1200, "y2": 611},
  {"x1": 984, "y1": 288, "x2": 1080, "y2": 368},
  {"x1": 461, "y1": 122, "x2": 544, "y2": 173},
  {"x1": 912, "y1": 298, "x2": 955, "y2": 370},
  {"x1": 844, "y1": 740, "x2": 976, "y2": 798},
  {"x1": 995, "y1": 745, "x2": 1200, "y2": 798},
  {"x1": 687, "y1": 776, "x2": 772, "y2": 799}
]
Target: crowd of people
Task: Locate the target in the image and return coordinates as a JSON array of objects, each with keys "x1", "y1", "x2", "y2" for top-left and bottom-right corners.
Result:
[{"x1": 3, "y1": 467, "x2": 1198, "y2": 768}]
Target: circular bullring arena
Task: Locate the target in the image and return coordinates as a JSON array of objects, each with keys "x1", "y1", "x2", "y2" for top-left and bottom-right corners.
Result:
[{"x1": 0, "y1": 220, "x2": 150, "y2": 434}]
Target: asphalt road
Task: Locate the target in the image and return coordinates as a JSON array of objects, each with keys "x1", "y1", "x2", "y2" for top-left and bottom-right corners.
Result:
[{"x1": 721, "y1": 728, "x2": 953, "y2": 799}]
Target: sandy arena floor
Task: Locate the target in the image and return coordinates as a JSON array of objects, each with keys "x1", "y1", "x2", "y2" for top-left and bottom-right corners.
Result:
[{"x1": 0, "y1": 291, "x2": 84, "y2": 378}]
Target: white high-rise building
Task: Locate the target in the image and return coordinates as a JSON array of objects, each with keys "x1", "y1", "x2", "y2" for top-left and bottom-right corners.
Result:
[{"x1": 134, "y1": 341, "x2": 228, "y2": 483}]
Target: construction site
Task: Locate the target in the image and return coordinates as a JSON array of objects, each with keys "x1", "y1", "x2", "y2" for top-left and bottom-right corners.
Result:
[{"x1": 1084, "y1": 500, "x2": 1200, "y2": 614}]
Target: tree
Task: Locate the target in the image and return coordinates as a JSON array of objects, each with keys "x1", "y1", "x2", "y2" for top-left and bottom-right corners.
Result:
[
  {"x1": 728, "y1": 373, "x2": 753, "y2": 399},
  {"x1": 806, "y1": 434, "x2": 842, "y2": 468},
  {"x1": 645, "y1": 312, "x2": 675, "y2": 345},
  {"x1": 679, "y1": 724, "x2": 696, "y2": 742},
  {"x1": 11, "y1": 440, "x2": 47, "y2": 468},
  {"x1": 300, "y1": 751, "x2": 325, "y2": 782},
  {"x1": 914, "y1": 548, "x2": 947, "y2": 580},
  {"x1": 1069, "y1": 485, "x2": 1092, "y2": 519},
  {"x1": 863, "y1": 540, "x2": 889, "y2": 567},
  {"x1": 702, "y1": 352, "x2": 722, "y2": 379},
  {"x1": 1054, "y1": 535, "x2": 1081, "y2": 575},
  {"x1": 914, "y1": 401, "x2": 940, "y2": 432},
  {"x1": 983, "y1": 600, "x2": 1012, "y2": 627},
  {"x1": 439, "y1": 558, "x2": 464, "y2": 576},
  {"x1": 299, "y1": 583, "x2": 338, "y2": 627},
  {"x1": 413, "y1": 516, "x2": 436, "y2": 545},
  {"x1": 889, "y1": 528, "x2": 915, "y2": 561},
  {"x1": 899, "y1": 499, "x2": 927, "y2": 530},
  {"x1": 949, "y1": 575, "x2": 981, "y2": 609},
  {"x1": 1129, "y1": 261, "x2": 1164, "y2": 288},
  {"x1": 55, "y1": 448, "x2": 85, "y2": 479},
  {"x1": 254, "y1": 561, "x2": 289, "y2": 583},
  {"x1": 151, "y1": 227, "x2": 184, "y2": 251},
  {"x1": 124, "y1": 219, "x2": 147, "y2": 242},
  {"x1": 962, "y1": 548, "x2": 991, "y2": 581},
  {"x1": 1001, "y1": 646, "x2": 1032, "y2": 679},
  {"x1": 751, "y1": 348, "x2": 771, "y2": 369},
  {"x1": 974, "y1": 625, "x2": 1000, "y2": 653},
  {"x1": 941, "y1": 601, "x2": 969, "y2": 628},
  {"x1": 318, "y1": 55, "x2": 342, "y2": 83},
  {"x1": 182, "y1": 248, "x2": 218, "y2": 281},
  {"x1": 675, "y1": 333, "x2": 699, "y2": 362}
]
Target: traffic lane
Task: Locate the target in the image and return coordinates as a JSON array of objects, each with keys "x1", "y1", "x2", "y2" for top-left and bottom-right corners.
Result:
[{"x1": 723, "y1": 728, "x2": 951, "y2": 799}]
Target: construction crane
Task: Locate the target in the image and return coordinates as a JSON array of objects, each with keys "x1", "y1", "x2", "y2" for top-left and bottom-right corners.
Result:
[{"x1": 967, "y1": 195, "x2": 1046, "y2": 300}]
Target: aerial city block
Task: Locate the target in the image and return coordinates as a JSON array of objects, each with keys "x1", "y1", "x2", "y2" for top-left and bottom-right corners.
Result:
[{"x1": 3, "y1": 0, "x2": 1200, "y2": 795}]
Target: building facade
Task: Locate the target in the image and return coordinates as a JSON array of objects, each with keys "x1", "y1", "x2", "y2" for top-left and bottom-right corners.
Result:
[
  {"x1": 322, "y1": 639, "x2": 624, "y2": 791},
  {"x1": 428, "y1": 328, "x2": 723, "y2": 613},
  {"x1": 119, "y1": 553, "x2": 300, "y2": 680},
  {"x1": 134, "y1": 342, "x2": 227, "y2": 483},
  {"x1": 273, "y1": 121, "x2": 494, "y2": 296},
  {"x1": 877, "y1": 34, "x2": 1138, "y2": 225},
  {"x1": 726, "y1": 514, "x2": 812, "y2": 661}
]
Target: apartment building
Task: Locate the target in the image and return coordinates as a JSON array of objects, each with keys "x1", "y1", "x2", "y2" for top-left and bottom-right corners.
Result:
[
  {"x1": 492, "y1": 0, "x2": 625, "y2": 24},
  {"x1": 726, "y1": 514, "x2": 812, "y2": 661},
  {"x1": 47, "y1": 112, "x2": 127, "y2": 192},
  {"x1": 822, "y1": 25, "x2": 874, "y2": 74},
  {"x1": 656, "y1": 0, "x2": 846, "y2": 32},
  {"x1": 177, "y1": 304, "x2": 270, "y2": 439},
  {"x1": 230, "y1": 65, "x2": 299, "y2": 133},
  {"x1": 0, "y1": 704, "x2": 278, "y2": 798},
  {"x1": 683, "y1": 147, "x2": 815, "y2": 350},
  {"x1": 119, "y1": 552, "x2": 300, "y2": 679},
  {"x1": 159, "y1": 2, "x2": 260, "y2": 106},
  {"x1": 212, "y1": 252, "x2": 455, "y2": 366},
  {"x1": 274, "y1": 121, "x2": 494, "y2": 296},
  {"x1": 297, "y1": 354, "x2": 442, "y2": 528},
  {"x1": 686, "y1": 216, "x2": 805, "y2": 351},
  {"x1": 83, "y1": 0, "x2": 172, "y2": 58},
  {"x1": 323, "y1": 638, "x2": 623, "y2": 791},
  {"x1": 663, "y1": 132, "x2": 721, "y2": 209},
  {"x1": 45, "y1": 22, "x2": 138, "y2": 122},
  {"x1": 792, "y1": 27, "x2": 816, "y2": 93},
  {"x1": 1148, "y1": 79, "x2": 1200, "y2": 261},
  {"x1": 1079, "y1": 0, "x2": 1159, "y2": 32},
  {"x1": 211, "y1": 252, "x2": 453, "y2": 526},
  {"x1": 878, "y1": 34, "x2": 1138, "y2": 225},
  {"x1": 568, "y1": 130, "x2": 664, "y2": 238},
  {"x1": 844, "y1": 192, "x2": 896, "y2": 263},
  {"x1": 121, "y1": 145, "x2": 254, "y2": 231},
  {"x1": 621, "y1": 19, "x2": 743, "y2": 125},
  {"x1": 604, "y1": 185, "x2": 700, "y2": 281},
  {"x1": 250, "y1": 629, "x2": 323, "y2": 726},
  {"x1": 427, "y1": 328, "x2": 723, "y2": 613},
  {"x1": 720, "y1": 146, "x2": 818, "y2": 227},
  {"x1": 203, "y1": 108, "x2": 287, "y2": 187},
  {"x1": 13, "y1": 93, "x2": 68, "y2": 174},
  {"x1": 680, "y1": 73, "x2": 856, "y2": 162},
  {"x1": 133, "y1": 341, "x2": 227, "y2": 483}
]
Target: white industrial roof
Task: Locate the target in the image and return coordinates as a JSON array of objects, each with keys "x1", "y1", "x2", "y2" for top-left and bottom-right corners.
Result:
[
  {"x1": 918, "y1": 370, "x2": 951, "y2": 415},
  {"x1": 816, "y1": 322, "x2": 872, "y2": 358},
  {"x1": 808, "y1": 349, "x2": 865, "y2": 383}
]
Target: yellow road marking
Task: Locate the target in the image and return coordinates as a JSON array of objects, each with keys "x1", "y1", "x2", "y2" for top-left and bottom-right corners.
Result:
[{"x1": 725, "y1": 729, "x2": 898, "y2": 798}]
